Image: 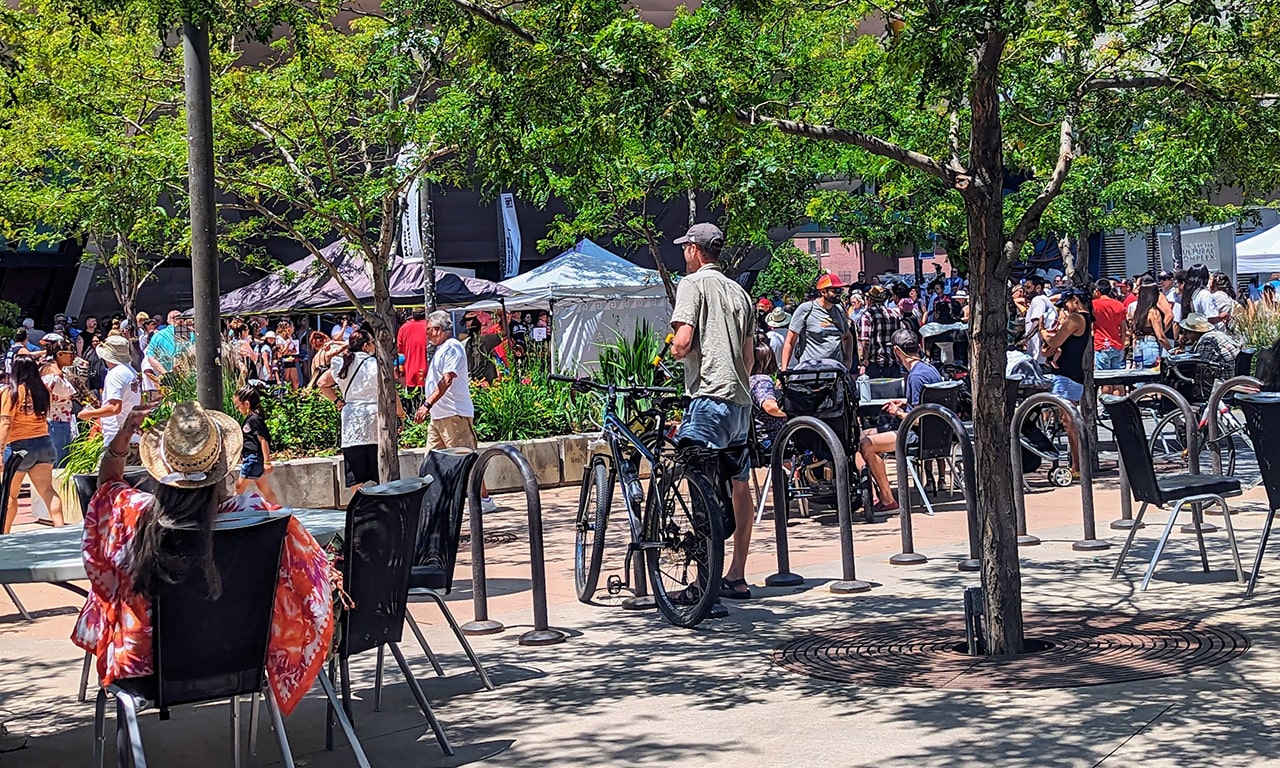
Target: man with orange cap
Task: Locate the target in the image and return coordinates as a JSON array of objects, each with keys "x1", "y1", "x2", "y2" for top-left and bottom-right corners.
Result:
[{"x1": 780, "y1": 273, "x2": 855, "y2": 371}]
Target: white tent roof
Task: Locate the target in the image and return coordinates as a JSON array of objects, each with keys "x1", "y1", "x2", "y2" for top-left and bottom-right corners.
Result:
[
  {"x1": 1236, "y1": 223, "x2": 1280, "y2": 273},
  {"x1": 466, "y1": 239, "x2": 668, "y2": 311}
]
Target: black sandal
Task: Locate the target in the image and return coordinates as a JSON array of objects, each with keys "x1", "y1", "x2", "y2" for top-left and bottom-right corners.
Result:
[{"x1": 720, "y1": 578, "x2": 753, "y2": 600}]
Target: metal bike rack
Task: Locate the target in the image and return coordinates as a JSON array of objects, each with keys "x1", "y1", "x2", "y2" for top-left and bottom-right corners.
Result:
[
  {"x1": 889, "y1": 404, "x2": 979, "y2": 571},
  {"x1": 764, "y1": 416, "x2": 872, "y2": 594},
  {"x1": 1204, "y1": 376, "x2": 1262, "y2": 476},
  {"x1": 460, "y1": 444, "x2": 566, "y2": 646},
  {"x1": 1010, "y1": 393, "x2": 1109, "y2": 551},
  {"x1": 1111, "y1": 383, "x2": 1198, "y2": 532}
]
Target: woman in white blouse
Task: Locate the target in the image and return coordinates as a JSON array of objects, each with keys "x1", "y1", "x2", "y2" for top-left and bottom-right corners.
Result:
[{"x1": 316, "y1": 329, "x2": 403, "y2": 487}]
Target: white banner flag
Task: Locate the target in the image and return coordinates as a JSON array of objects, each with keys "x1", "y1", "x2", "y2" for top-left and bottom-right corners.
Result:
[{"x1": 499, "y1": 193, "x2": 521, "y2": 278}]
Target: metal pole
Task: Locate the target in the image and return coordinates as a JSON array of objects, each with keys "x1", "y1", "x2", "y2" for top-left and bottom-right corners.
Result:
[
  {"x1": 183, "y1": 21, "x2": 223, "y2": 411},
  {"x1": 1204, "y1": 376, "x2": 1261, "y2": 476},
  {"x1": 891, "y1": 404, "x2": 977, "y2": 570},
  {"x1": 420, "y1": 180, "x2": 437, "y2": 312},
  {"x1": 1010, "y1": 393, "x2": 1109, "y2": 551}
]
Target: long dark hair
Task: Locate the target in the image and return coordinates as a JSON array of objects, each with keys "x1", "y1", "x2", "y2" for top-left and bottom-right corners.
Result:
[
  {"x1": 1132, "y1": 282, "x2": 1162, "y2": 335},
  {"x1": 8, "y1": 356, "x2": 49, "y2": 417},
  {"x1": 1182, "y1": 265, "x2": 1209, "y2": 320},
  {"x1": 127, "y1": 484, "x2": 222, "y2": 600},
  {"x1": 752, "y1": 339, "x2": 779, "y2": 376},
  {"x1": 339, "y1": 329, "x2": 371, "y2": 376}
]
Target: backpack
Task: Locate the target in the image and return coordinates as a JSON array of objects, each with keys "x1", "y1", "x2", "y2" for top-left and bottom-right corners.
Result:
[{"x1": 82, "y1": 343, "x2": 106, "y2": 391}]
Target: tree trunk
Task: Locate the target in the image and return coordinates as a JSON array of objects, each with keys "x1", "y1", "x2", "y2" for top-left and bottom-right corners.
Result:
[
  {"x1": 368, "y1": 252, "x2": 402, "y2": 483},
  {"x1": 642, "y1": 223, "x2": 678, "y2": 307},
  {"x1": 1171, "y1": 222, "x2": 1184, "y2": 270}
]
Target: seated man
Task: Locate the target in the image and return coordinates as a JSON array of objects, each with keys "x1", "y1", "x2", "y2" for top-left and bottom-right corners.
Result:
[
  {"x1": 1179, "y1": 312, "x2": 1241, "y2": 369},
  {"x1": 857, "y1": 329, "x2": 942, "y2": 513}
]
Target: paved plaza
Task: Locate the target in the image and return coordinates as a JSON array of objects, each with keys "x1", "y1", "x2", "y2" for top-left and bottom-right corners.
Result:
[{"x1": 3, "y1": 463, "x2": 1280, "y2": 767}]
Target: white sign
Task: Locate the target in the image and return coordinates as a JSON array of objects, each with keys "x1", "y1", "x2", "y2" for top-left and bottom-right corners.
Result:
[{"x1": 500, "y1": 193, "x2": 521, "y2": 278}]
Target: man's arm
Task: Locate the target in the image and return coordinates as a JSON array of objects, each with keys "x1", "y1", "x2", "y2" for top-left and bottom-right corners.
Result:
[
  {"x1": 779, "y1": 331, "x2": 799, "y2": 370},
  {"x1": 414, "y1": 372, "x2": 455, "y2": 422},
  {"x1": 79, "y1": 399, "x2": 123, "y2": 421},
  {"x1": 671, "y1": 323, "x2": 695, "y2": 360}
]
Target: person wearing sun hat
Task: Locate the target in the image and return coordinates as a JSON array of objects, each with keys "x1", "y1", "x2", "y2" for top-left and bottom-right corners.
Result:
[
  {"x1": 781, "y1": 272, "x2": 854, "y2": 371},
  {"x1": 1179, "y1": 312, "x2": 1241, "y2": 369},
  {"x1": 78, "y1": 334, "x2": 142, "y2": 453},
  {"x1": 71, "y1": 401, "x2": 335, "y2": 717},
  {"x1": 764, "y1": 306, "x2": 791, "y2": 363}
]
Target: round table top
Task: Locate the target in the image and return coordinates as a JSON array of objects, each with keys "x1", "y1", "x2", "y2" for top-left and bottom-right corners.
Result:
[
  {"x1": 1093, "y1": 368, "x2": 1162, "y2": 386},
  {"x1": 0, "y1": 507, "x2": 347, "y2": 586}
]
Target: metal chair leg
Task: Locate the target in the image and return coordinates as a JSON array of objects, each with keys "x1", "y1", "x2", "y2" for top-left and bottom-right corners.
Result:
[
  {"x1": 1113, "y1": 502, "x2": 1149, "y2": 579},
  {"x1": 3, "y1": 584, "x2": 31, "y2": 621},
  {"x1": 230, "y1": 696, "x2": 242, "y2": 768},
  {"x1": 1246, "y1": 508, "x2": 1277, "y2": 597},
  {"x1": 1217, "y1": 499, "x2": 1244, "y2": 583},
  {"x1": 248, "y1": 693, "x2": 260, "y2": 763},
  {"x1": 324, "y1": 658, "x2": 337, "y2": 752},
  {"x1": 906, "y1": 460, "x2": 935, "y2": 516},
  {"x1": 388, "y1": 642, "x2": 453, "y2": 756},
  {"x1": 117, "y1": 691, "x2": 148, "y2": 768},
  {"x1": 373, "y1": 645, "x2": 385, "y2": 712},
  {"x1": 93, "y1": 687, "x2": 107, "y2": 768},
  {"x1": 426, "y1": 591, "x2": 494, "y2": 691},
  {"x1": 79, "y1": 652, "x2": 93, "y2": 703},
  {"x1": 404, "y1": 613, "x2": 446, "y2": 677},
  {"x1": 753, "y1": 470, "x2": 773, "y2": 525},
  {"x1": 316, "y1": 670, "x2": 371, "y2": 768},
  {"x1": 339, "y1": 657, "x2": 354, "y2": 722},
  {"x1": 1191, "y1": 503, "x2": 1211, "y2": 573},
  {"x1": 264, "y1": 690, "x2": 297, "y2": 768},
  {"x1": 1142, "y1": 501, "x2": 1185, "y2": 591}
]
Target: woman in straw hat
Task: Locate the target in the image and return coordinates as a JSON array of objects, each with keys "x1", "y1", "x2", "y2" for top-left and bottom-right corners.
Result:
[{"x1": 71, "y1": 402, "x2": 334, "y2": 716}]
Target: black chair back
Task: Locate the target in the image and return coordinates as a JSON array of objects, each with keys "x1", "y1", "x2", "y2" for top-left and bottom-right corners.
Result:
[
  {"x1": 72, "y1": 467, "x2": 158, "y2": 518},
  {"x1": 153, "y1": 515, "x2": 290, "y2": 710},
  {"x1": 340, "y1": 478, "x2": 428, "y2": 657},
  {"x1": 1239, "y1": 393, "x2": 1280, "y2": 512},
  {"x1": 416, "y1": 449, "x2": 479, "y2": 594},
  {"x1": 915, "y1": 381, "x2": 963, "y2": 460},
  {"x1": 1102, "y1": 396, "x2": 1162, "y2": 504},
  {"x1": 1236, "y1": 348, "x2": 1257, "y2": 379}
]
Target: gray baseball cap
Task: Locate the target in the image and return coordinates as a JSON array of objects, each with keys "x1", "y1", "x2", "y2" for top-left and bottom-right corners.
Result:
[{"x1": 674, "y1": 223, "x2": 725, "y2": 249}]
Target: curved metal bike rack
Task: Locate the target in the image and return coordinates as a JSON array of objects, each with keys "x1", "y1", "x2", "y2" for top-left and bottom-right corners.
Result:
[
  {"x1": 1010, "y1": 393, "x2": 1108, "y2": 551},
  {"x1": 889, "y1": 404, "x2": 979, "y2": 571},
  {"x1": 764, "y1": 416, "x2": 872, "y2": 594},
  {"x1": 460, "y1": 444, "x2": 566, "y2": 646},
  {"x1": 1111, "y1": 383, "x2": 1198, "y2": 532},
  {"x1": 1204, "y1": 376, "x2": 1262, "y2": 476}
]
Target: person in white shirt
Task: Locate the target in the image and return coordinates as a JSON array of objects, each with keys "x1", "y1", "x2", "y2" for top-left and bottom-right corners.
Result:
[
  {"x1": 1207, "y1": 272, "x2": 1237, "y2": 332},
  {"x1": 317, "y1": 329, "x2": 404, "y2": 488},
  {"x1": 413, "y1": 310, "x2": 496, "y2": 512},
  {"x1": 1022, "y1": 275, "x2": 1057, "y2": 365},
  {"x1": 78, "y1": 336, "x2": 142, "y2": 459}
]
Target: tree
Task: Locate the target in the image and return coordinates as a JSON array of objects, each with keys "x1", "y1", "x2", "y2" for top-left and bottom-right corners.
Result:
[
  {"x1": 753, "y1": 243, "x2": 821, "y2": 302},
  {"x1": 0, "y1": 0, "x2": 190, "y2": 323},
  {"x1": 215, "y1": 15, "x2": 454, "y2": 482},
  {"x1": 424, "y1": 0, "x2": 1280, "y2": 654}
]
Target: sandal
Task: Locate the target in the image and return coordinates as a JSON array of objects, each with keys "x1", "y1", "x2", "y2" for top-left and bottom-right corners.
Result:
[
  {"x1": 873, "y1": 500, "x2": 900, "y2": 514},
  {"x1": 720, "y1": 578, "x2": 753, "y2": 600}
]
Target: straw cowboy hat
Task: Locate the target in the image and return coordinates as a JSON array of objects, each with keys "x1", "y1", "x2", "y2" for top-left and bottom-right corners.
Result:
[
  {"x1": 765, "y1": 308, "x2": 792, "y2": 328},
  {"x1": 96, "y1": 336, "x2": 134, "y2": 367},
  {"x1": 140, "y1": 401, "x2": 243, "y2": 488}
]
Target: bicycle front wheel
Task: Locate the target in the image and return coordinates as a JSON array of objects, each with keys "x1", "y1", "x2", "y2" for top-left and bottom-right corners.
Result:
[
  {"x1": 574, "y1": 459, "x2": 612, "y2": 603},
  {"x1": 643, "y1": 465, "x2": 725, "y2": 628}
]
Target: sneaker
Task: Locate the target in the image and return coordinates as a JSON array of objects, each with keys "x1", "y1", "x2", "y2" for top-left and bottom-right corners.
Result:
[
  {"x1": 480, "y1": 497, "x2": 498, "y2": 513},
  {"x1": 0, "y1": 723, "x2": 27, "y2": 753},
  {"x1": 709, "y1": 601, "x2": 730, "y2": 619}
]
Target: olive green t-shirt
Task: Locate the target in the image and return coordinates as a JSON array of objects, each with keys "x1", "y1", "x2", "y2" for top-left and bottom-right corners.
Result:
[{"x1": 671, "y1": 264, "x2": 753, "y2": 407}]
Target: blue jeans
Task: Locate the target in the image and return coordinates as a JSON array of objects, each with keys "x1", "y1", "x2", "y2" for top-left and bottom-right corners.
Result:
[
  {"x1": 678, "y1": 397, "x2": 751, "y2": 480},
  {"x1": 1051, "y1": 375, "x2": 1084, "y2": 403},
  {"x1": 1134, "y1": 338, "x2": 1162, "y2": 369},
  {"x1": 48, "y1": 420, "x2": 72, "y2": 467},
  {"x1": 1095, "y1": 347, "x2": 1126, "y2": 371}
]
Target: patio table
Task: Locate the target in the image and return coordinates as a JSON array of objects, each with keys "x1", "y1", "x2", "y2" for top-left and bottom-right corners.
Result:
[{"x1": 1094, "y1": 368, "x2": 1162, "y2": 388}]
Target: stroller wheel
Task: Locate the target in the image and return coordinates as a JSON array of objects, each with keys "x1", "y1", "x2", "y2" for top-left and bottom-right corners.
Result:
[{"x1": 1049, "y1": 465, "x2": 1074, "y2": 488}]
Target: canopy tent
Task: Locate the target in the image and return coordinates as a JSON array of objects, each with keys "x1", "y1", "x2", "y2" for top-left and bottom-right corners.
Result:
[
  {"x1": 1236, "y1": 223, "x2": 1280, "y2": 274},
  {"x1": 464, "y1": 239, "x2": 672, "y2": 371},
  {"x1": 217, "y1": 240, "x2": 511, "y2": 315}
]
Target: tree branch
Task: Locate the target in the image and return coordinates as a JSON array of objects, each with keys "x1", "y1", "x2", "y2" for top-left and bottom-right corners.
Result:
[
  {"x1": 1009, "y1": 110, "x2": 1074, "y2": 254},
  {"x1": 444, "y1": 0, "x2": 537, "y2": 45},
  {"x1": 247, "y1": 118, "x2": 321, "y2": 202}
]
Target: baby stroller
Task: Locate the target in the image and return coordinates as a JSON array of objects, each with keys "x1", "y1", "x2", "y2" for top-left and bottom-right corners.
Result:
[
  {"x1": 1006, "y1": 352, "x2": 1074, "y2": 488},
  {"x1": 770, "y1": 358, "x2": 866, "y2": 520}
]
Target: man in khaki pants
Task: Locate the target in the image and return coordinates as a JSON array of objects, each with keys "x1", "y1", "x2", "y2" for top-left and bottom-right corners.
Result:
[{"x1": 414, "y1": 310, "x2": 496, "y2": 512}]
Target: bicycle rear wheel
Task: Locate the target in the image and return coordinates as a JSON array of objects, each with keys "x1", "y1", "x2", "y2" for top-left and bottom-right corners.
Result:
[
  {"x1": 574, "y1": 460, "x2": 612, "y2": 603},
  {"x1": 643, "y1": 465, "x2": 725, "y2": 628}
]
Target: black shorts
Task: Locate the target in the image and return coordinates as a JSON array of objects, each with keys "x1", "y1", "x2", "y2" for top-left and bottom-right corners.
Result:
[{"x1": 342, "y1": 444, "x2": 379, "y2": 488}]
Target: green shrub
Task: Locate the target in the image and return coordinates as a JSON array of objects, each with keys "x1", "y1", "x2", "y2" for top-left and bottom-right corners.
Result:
[
  {"x1": 261, "y1": 387, "x2": 340, "y2": 454},
  {"x1": 470, "y1": 355, "x2": 593, "y2": 442}
]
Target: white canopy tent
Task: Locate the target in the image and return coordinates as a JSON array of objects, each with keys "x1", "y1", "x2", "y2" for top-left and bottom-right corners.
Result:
[
  {"x1": 1236, "y1": 223, "x2": 1280, "y2": 274},
  {"x1": 465, "y1": 239, "x2": 673, "y2": 372}
]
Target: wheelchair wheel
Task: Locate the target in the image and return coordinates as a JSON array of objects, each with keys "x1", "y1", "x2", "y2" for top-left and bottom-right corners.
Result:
[
  {"x1": 1048, "y1": 465, "x2": 1073, "y2": 488},
  {"x1": 1149, "y1": 410, "x2": 1192, "y2": 469}
]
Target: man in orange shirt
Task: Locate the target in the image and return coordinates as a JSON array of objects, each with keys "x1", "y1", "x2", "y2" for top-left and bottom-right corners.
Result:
[{"x1": 1092, "y1": 278, "x2": 1129, "y2": 395}]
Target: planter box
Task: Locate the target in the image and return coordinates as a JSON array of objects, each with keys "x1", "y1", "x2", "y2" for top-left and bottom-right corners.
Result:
[
  {"x1": 268, "y1": 456, "x2": 341, "y2": 510},
  {"x1": 478, "y1": 436, "x2": 563, "y2": 493}
]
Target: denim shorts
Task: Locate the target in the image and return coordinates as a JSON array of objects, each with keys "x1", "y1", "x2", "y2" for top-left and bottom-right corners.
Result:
[
  {"x1": 677, "y1": 397, "x2": 751, "y2": 481},
  {"x1": 4, "y1": 436, "x2": 56, "y2": 472},
  {"x1": 1050, "y1": 375, "x2": 1084, "y2": 403},
  {"x1": 1094, "y1": 347, "x2": 1126, "y2": 371},
  {"x1": 240, "y1": 454, "x2": 265, "y2": 480}
]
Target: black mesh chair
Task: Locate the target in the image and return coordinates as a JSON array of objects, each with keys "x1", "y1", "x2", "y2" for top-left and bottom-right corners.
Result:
[
  {"x1": 1236, "y1": 393, "x2": 1280, "y2": 596},
  {"x1": 391, "y1": 449, "x2": 493, "y2": 690},
  {"x1": 328, "y1": 477, "x2": 453, "y2": 756},
  {"x1": 1103, "y1": 396, "x2": 1244, "y2": 591},
  {"x1": 92, "y1": 516, "x2": 369, "y2": 768}
]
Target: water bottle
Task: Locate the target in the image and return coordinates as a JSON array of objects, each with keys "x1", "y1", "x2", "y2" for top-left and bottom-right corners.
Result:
[{"x1": 623, "y1": 458, "x2": 645, "y2": 505}]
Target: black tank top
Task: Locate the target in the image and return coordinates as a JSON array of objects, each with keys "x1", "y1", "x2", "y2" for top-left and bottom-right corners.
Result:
[{"x1": 1056, "y1": 314, "x2": 1090, "y2": 384}]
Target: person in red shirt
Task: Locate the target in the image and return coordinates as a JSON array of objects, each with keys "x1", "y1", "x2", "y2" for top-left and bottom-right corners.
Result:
[
  {"x1": 1092, "y1": 278, "x2": 1129, "y2": 395},
  {"x1": 397, "y1": 308, "x2": 429, "y2": 395},
  {"x1": 1118, "y1": 277, "x2": 1138, "y2": 309}
]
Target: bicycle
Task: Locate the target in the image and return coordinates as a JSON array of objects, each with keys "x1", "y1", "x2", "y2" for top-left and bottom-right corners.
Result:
[
  {"x1": 552, "y1": 374, "x2": 728, "y2": 628},
  {"x1": 1147, "y1": 356, "x2": 1249, "y2": 475}
]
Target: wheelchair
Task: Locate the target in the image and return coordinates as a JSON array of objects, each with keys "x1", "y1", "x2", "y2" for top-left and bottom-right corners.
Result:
[{"x1": 1147, "y1": 353, "x2": 1245, "y2": 476}]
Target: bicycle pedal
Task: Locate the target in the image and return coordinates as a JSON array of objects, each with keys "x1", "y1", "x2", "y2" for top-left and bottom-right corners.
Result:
[{"x1": 606, "y1": 574, "x2": 624, "y2": 595}]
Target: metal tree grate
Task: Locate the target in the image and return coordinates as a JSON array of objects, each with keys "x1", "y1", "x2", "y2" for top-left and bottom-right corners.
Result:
[{"x1": 772, "y1": 612, "x2": 1248, "y2": 690}]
